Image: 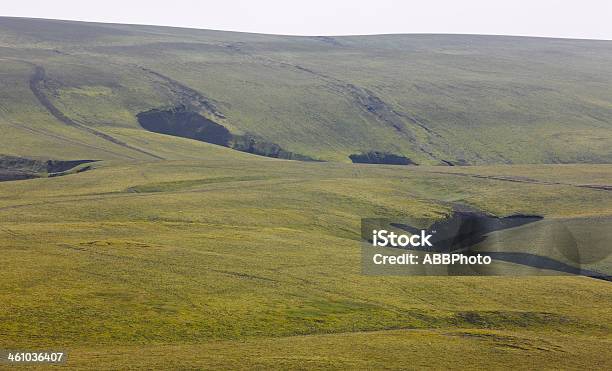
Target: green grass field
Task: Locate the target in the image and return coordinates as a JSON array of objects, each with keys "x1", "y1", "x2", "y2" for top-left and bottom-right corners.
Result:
[
  {"x1": 0, "y1": 17, "x2": 611, "y2": 370},
  {"x1": 1, "y1": 153, "x2": 611, "y2": 369}
]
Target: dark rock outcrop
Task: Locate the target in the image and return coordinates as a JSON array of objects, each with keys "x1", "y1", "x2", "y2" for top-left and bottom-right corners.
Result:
[
  {"x1": 349, "y1": 151, "x2": 416, "y2": 165},
  {"x1": 137, "y1": 106, "x2": 319, "y2": 161},
  {"x1": 0, "y1": 155, "x2": 96, "y2": 182}
]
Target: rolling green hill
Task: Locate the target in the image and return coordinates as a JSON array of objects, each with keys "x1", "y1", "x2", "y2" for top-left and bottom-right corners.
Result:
[
  {"x1": 1, "y1": 155, "x2": 611, "y2": 368},
  {"x1": 1, "y1": 16, "x2": 611, "y2": 164},
  {"x1": 0, "y1": 17, "x2": 611, "y2": 369}
]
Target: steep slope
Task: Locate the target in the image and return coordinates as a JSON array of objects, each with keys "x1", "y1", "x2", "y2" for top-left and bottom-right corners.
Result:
[{"x1": 0, "y1": 17, "x2": 611, "y2": 164}]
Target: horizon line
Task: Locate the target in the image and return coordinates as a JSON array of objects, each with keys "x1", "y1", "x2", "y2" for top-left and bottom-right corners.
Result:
[{"x1": 1, "y1": 15, "x2": 611, "y2": 42}]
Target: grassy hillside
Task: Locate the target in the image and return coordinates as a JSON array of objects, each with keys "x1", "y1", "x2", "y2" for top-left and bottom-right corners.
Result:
[
  {"x1": 0, "y1": 153, "x2": 611, "y2": 368},
  {"x1": 0, "y1": 17, "x2": 611, "y2": 369},
  {"x1": 1, "y1": 17, "x2": 611, "y2": 164}
]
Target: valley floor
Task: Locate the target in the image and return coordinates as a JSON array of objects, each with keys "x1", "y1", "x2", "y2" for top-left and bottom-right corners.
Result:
[{"x1": 1, "y1": 157, "x2": 610, "y2": 369}]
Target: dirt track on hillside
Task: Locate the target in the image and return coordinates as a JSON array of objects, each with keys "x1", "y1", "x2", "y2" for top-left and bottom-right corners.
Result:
[
  {"x1": 427, "y1": 171, "x2": 612, "y2": 191},
  {"x1": 29, "y1": 65, "x2": 164, "y2": 160}
]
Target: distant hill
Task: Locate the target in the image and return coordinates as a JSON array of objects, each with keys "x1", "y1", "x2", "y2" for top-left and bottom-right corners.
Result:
[{"x1": 1, "y1": 17, "x2": 611, "y2": 164}]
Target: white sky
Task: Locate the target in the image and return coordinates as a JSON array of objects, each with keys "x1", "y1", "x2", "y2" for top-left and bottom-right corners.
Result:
[{"x1": 2, "y1": 0, "x2": 612, "y2": 40}]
